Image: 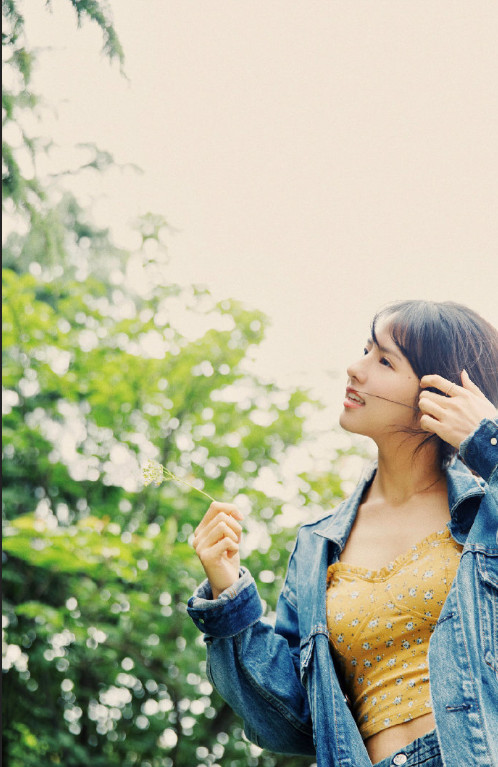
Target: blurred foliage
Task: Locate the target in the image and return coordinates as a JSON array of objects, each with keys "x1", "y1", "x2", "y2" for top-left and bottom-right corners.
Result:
[
  {"x1": 2, "y1": 2, "x2": 363, "y2": 766},
  {"x1": 2, "y1": 0, "x2": 124, "y2": 224}
]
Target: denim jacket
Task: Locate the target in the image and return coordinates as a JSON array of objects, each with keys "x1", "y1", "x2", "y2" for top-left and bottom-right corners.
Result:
[{"x1": 187, "y1": 418, "x2": 498, "y2": 767}]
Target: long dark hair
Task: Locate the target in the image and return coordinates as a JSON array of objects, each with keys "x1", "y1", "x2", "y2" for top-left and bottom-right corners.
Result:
[{"x1": 371, "y1": 300, "x2": 498, "y2": 467}]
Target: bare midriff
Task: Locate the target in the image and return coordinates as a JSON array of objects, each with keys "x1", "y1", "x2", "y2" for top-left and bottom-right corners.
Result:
[{"x1": 365, "y1": 711, "x2": 436, "y2": 764}]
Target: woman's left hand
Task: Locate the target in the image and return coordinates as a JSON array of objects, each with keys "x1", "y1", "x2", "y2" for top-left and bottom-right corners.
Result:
[{"x1": 419, "y1": 370, "x2": 497, "y2": 448}]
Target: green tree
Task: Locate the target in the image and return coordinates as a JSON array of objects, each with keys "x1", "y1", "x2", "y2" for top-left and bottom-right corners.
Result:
[
  {"x1": 2, "y1": 0, "x2": 123, "y2": 228},
  {"x1": 3, "y1": 214, "x2": 355, "y2": 766},
  {"x1": 2, "y1": 3, "x2": 362, "y2": 766}
]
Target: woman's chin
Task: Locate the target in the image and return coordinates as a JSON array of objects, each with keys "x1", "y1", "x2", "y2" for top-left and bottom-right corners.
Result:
[{"x1": 339, "y1": 410, "x2": 365, "y2": 434}]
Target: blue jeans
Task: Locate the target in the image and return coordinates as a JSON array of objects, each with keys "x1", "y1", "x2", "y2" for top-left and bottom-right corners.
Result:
[{"x1": 373, "y1": 729, "x2": 442, "y2": 767}]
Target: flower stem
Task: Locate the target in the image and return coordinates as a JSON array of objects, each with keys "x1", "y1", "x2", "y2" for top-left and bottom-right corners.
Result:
[{"x1": 163, "y1": 468, "x2": 215, "y2": 502}]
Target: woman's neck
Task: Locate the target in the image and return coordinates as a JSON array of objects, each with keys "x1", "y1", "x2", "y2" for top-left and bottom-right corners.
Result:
[{"x1": 371, "y1": 438, "x2": 445, "y2": 507}]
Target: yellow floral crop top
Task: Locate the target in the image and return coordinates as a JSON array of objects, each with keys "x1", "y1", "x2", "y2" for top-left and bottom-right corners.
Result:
[{"x1": 326, "y1": 528, "x2": 463, "y2": 740}]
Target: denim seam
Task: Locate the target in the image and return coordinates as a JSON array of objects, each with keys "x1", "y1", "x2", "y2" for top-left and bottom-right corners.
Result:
[
  {"x1": 302, "y1": 626, "x2": 329, "y2": 643},
  {"x1": 194, "y1": 581, "x2": 259, "y2": 615},
  {"x1": 488, "y1": 463, "x2": 497, "y2": 487},
  {"x1": 229, "y1": 613, "x2": 263, "y2": 639},
  {"x1": 475, "y1": 554, "x2": 498, "y2": 674},
  {"x1": 416, "y1": 754, "x2": 443, "y2": 766},
  {"x1": 332, "y1": 676, "x2": 356, "y2": 767},
  {"x1": 234, "y1": 634, "x2": 313, "y2": 736},
  {"x1": 213, "y1": 578, "x2": 255, "y2": 608},
  {"x1": 281, "y1": 587, "x2": 298, "y2": 611},
  {"x1": 189, "y1": 587, "x2": 264, "y2": 638},
  {"x1": 476, "y1": 552, "x2": 498, "y2": 584},
  {"x1": 456, "y1": 576, "x2": 492, "y2": 766},
  {"x1": 464, "y1": 545, "x2": 498, "y2": 556}
]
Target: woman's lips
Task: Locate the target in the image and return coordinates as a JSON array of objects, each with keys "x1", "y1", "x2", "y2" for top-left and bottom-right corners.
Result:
[{"x1": 344, "y1": 388, "x2": 366, "y2": 408}]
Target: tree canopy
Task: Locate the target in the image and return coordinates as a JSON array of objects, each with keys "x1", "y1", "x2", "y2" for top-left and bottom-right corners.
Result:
[{"x1": 2, "y1": 3, "x2": 362, "y2": 765}]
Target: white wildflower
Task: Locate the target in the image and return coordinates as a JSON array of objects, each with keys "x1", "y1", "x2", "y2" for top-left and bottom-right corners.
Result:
[
  {"x1": 142, "y1": 459, "x2": 215, "y2": 501},
  {"x1": 142, "y1": 459, "x2": 164, "y2": 487}
]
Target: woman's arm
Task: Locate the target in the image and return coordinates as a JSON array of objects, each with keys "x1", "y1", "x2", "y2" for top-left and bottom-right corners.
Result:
[{"x1": 187, "y1": 536, "x2": 315, "y2": 755}]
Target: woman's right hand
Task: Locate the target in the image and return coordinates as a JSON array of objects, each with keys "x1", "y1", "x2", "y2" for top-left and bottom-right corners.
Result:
[{"x1": 192, "y1": 502, "x2": 244, "y2": 599}]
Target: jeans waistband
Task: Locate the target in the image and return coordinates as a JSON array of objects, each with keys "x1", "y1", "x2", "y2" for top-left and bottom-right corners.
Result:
[{"x1": 373, "y1": 729, "x2": 441, "y2": 767}]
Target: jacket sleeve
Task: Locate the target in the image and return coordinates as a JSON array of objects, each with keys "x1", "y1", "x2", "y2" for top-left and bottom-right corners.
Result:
[
  {"x1": 187, "y1": 547, "x2": 315, "y2": 755},
  {"x1": 459, "y1": 416, "x2": 498, "y2": 504}
]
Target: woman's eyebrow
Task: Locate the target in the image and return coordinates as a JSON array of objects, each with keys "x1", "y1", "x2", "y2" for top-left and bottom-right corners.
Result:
[{"x1": 366, "y1": 337, "x2": 403, "y2": 361}]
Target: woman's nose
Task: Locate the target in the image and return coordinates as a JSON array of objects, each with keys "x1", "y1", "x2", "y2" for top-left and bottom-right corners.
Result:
[{"x1": 347, "y1": 355, "x2": 367, "y2": 383}]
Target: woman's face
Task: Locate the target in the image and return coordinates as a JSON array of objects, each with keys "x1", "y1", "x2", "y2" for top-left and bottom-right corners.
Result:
[{"x1": 339, "y1": 316, "x2": 421, "y2": 441}]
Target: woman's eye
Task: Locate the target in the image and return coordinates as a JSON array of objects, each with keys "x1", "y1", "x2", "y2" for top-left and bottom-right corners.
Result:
[
  {"x1": 380, "y1": 357, "x2": 392, "y2": 368},
  {"x1": 363, "y1": 347, "x2": 369, "y2": 356}
]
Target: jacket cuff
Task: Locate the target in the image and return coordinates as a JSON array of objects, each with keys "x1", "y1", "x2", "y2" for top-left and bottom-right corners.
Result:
[
  {"x1": 459, "y1": 417, "x2": 498, "y2": 483},
  {"x1": 187, "y1": 568, "x2": 263, "y2": 638}
]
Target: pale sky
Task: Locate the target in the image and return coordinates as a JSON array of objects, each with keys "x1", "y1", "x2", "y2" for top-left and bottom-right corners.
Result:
[{"x1": 17, "y1": 0, "x2": 498, "y2": 417}]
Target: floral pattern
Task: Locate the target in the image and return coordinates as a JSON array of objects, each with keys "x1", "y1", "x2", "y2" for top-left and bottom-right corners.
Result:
[{"x1": 326, "y1": 528, "x2": 462, "y2": 739}]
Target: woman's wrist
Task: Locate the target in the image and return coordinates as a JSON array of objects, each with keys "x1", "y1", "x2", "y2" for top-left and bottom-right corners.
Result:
[{"x1": 211, "y1": 572, "x2": 242, "y2": 600}]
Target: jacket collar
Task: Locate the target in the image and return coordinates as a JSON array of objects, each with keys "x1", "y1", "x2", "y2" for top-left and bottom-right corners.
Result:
[
  {"x1": 313, "y1": 462, "x2": 376, "y2": 550},
  {"x1": 313, "y1": 458, "x2": 485, "y2": 550}
]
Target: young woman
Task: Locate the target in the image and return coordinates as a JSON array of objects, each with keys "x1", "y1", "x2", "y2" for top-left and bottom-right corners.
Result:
[{"x1": 187, "y1": 300, "x2": 498, "y2": 767}]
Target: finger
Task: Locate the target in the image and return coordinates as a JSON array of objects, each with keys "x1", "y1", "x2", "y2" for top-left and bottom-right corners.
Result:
[
  {"x1": 201, "y1": 512, "x2": 242, "y2": 540},
  {"x1": 418, "y1": 395, "x2": 446, "y2": 419},
  {"x1": 209, "y1": 518, "x2": 241, "y2": 546},
  {"x1": 420, "y1": 413, "x2": 443, "y2": 437},
  {"x1": 461, "y1": 369, "x2": 487, "y2": 398},
  {"x1": 420, "y1": 374, "x2": 448, "y2": 390},
  {"x1": 194, "y1": 502, "x2": 243, "y2": 534},
  {"x1": 420, "y1": 374, "x2": 460, "y2": 397},
  {"x1": 194, "y1": 516, "x2": 241, "y2": 550},
  {"x1": 419, "y1": 390, "x2": 451, "y2": 407},
  {"x1": 201, "y1": 536, "x2": 239, "y2": 564}
]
